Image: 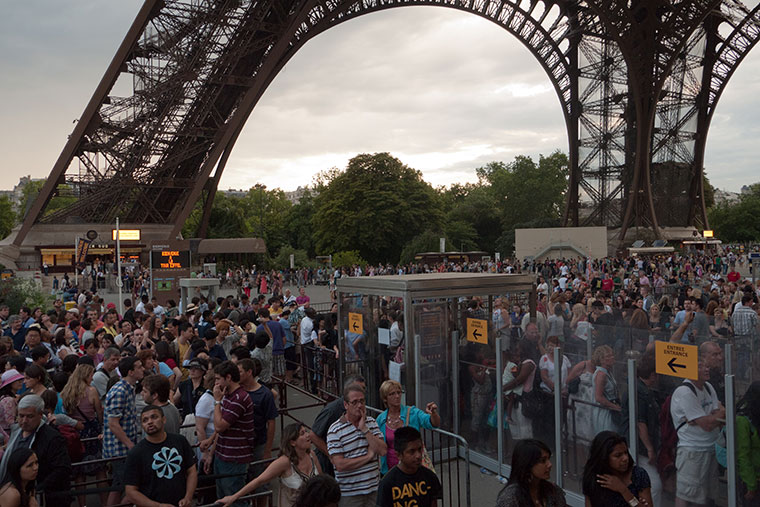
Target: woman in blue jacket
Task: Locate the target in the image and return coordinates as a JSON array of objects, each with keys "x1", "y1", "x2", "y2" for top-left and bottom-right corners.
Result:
[{"x1": 375, "y1": 379, "x2": 440, "y2": 475}]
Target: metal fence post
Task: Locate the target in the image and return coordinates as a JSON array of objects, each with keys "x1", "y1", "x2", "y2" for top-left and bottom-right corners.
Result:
[
  {"x1": 726, "y1": 372, "x2": 737, "y2": 507},
  {"x1": 554, "y1": 345, "x2": 563, "y2": 488},
  {"x1": 627, "y1": 358, "x2": 638, "y2": 465},
  {"x1": 496, "y1": 335, "x2": 504, "y2": 479}
]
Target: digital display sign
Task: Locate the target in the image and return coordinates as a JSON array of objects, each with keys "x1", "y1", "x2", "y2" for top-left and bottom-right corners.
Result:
[
  {"x1": 151, "y1": 250, "x2": 190, "y2": 270},
  {"x1": 112, "y1": 229, "x2": 141, "y2": 241}
]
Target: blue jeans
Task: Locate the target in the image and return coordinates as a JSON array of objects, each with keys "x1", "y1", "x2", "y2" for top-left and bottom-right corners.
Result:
[{"x1": 214, "y1": 458, "x2": 248, "y2": 507}]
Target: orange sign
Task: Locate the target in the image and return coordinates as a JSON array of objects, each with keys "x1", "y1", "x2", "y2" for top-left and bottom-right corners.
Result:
[
  {"x1": 655, "y1": 341, "x2": 698, "y2": 380},
  {"x1": 348, "y1": 312, "x2": 363, "y2": 335},
  {"x1": 467, "y1": 318, "x2": 488, "y2": 344}
]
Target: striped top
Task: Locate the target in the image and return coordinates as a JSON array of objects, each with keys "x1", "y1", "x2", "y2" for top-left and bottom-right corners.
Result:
[
  {"x1": 326, "y1": 415, "x2": 381, "y2": 496},
  {"x1": 215, "y1": 386, "x2": 255, "y2": 463}
]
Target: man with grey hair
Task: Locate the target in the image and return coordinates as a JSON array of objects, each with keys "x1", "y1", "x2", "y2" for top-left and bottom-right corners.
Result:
[
  {"x1": 0, "y1": 394, "x2": 71, "y2": 505},
  {"x1": 311, "y1": 374, "x2": 367, "y2": 477},
  {"x1": 3, "y1": 314, "x2": 26, "y2": 351}
]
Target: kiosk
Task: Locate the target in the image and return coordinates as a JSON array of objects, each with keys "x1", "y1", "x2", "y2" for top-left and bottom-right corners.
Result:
[{"x1": 336, "y1": 272, "x2": 536, "y2": 471}]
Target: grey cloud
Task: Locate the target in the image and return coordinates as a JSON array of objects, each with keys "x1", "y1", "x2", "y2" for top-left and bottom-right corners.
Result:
[{"x1": 1, "y1": 2, "x2": 757, "y2": 195}]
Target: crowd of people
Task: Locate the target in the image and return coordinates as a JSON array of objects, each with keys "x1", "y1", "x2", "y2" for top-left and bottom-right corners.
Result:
[
  {"x1": 0, "y1": 280, "x2": 450, "y2": 507},
  {"x1": 0, "y1": 247, "x2": 759, "y2": 506}
]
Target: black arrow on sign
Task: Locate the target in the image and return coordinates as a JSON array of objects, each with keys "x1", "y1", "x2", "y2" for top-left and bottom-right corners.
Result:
[
  {"x1": 667, "y1": 357, "x2": 686, "y2": 373},
  {"x1": 472, "y1": 329, "x2": 482, "y2": 340},
  {"x1": 352, "y1": 321, "x2": 359, "y2": 332}
]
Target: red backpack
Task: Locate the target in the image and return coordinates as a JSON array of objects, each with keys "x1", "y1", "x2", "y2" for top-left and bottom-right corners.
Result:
[
  {"x1": 656, "y1": 382, "x2": 703, "y2": 483},
  {"x1": 57, "y1": 424, "x2": 85, "y2": 463}
]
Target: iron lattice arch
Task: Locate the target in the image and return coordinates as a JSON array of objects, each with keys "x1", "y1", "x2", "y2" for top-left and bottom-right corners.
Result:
[{"x1": 15, "y1": 0, "x2": 760, "y2": 247}]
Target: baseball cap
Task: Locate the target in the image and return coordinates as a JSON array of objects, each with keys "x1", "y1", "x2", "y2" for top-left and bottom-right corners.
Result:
[{"x1": 187, "y1": 358, "x2": 208, "y2": 371}]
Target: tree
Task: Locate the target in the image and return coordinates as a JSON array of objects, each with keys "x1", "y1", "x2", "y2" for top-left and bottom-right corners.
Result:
[
  {"x1": 283, "y1": 189, "x2": 317, "y2": 257},
  {"x1": 312, "y1": 153, "x2": 442, "y2": 264},
  {"x1": 440, "y1": 184, "x2": 500, "y2": 252},
  {"x1": 240, "y1": 185, "x2": 293, "y2": 256},
  {"x1": 0, "y1": 196, "x2": 16, "y2": 240},
  {"x1": 708, "y1": 183, "x2": 760, "y2": 242},
  {"x1": 272, "y1": 247, "x2": 312, "y2": 270},
  {"x1": 181, "y1": 192, "x2": 250, "y2": 239},
  {"x1": 332, "y1": 250, "x2": 367, "y2": 268},
  {"x1": 478, "y1": 151, "x2": 569, "y2": 229},
  {"x1": 399, "y1": 230, "x2": 447, "y2": 264},
  {"x1": 17, "y1": 180, "x2": 77, "y2": 222}
]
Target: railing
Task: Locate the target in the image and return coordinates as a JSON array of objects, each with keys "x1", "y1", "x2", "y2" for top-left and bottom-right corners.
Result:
[
  {"x1": 65, "y1": 373, "x2": 473, "y2": 507},
  {"x1": 366, "y1": 406, "x2": 472, "y2": 507}
]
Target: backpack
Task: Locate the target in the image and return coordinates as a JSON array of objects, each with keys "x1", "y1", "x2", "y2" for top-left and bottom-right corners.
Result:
[
  {"x1": 656, "y1": 381, "x2": 711, "y2": 481},
  {"x1": 57, "y1": 424, "x2": 85, "y2": 463}
]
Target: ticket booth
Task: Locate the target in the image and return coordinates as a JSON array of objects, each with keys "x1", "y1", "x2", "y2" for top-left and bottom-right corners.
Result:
[{"x1": 336, "y1": 272, "x2": 536, "y2": 470}]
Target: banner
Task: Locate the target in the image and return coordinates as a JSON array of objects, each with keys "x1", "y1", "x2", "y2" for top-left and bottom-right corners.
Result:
[{"x1": 76, "y1": 237, "x2": 92, "y2": 265}]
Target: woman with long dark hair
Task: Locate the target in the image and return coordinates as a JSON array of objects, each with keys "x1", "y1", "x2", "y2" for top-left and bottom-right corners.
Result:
[
  {"x1": 293, "y1": 475, "x2": 341, "y2": 507},
  {"x1": 582, "y1": 431, "x2": 652, "y2": 506},
  {"x1": 0, "y1": 448, "x2": 39, "y2": 507},
  {"x1": 496, "y1": 439, "x2": 566, "y2": 506},
  {"x1": 217, "y1": 423, "x2": 321, "y2": 507},
  {"x1": 737, "y1": 381, "x2": 760, "y2": 504}
]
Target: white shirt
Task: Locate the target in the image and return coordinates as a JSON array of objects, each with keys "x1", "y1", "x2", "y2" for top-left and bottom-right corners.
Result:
[
  {"x1": 670, "y1": 380, "x2": 720, "y2": 450},
  {"x1": 300, "y1": 316, "x2": 314, "y2": 345},
  {"x1": 539, "y1": 354, "x2": 570, "y2": 392}
]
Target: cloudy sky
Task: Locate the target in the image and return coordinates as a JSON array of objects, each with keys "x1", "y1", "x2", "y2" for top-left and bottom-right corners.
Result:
[{"x1": 1, "y1": 1, "x2": 759, "y2": 194}]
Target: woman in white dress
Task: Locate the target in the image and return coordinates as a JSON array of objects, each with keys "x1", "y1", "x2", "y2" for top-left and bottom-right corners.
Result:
[{"x1": 218, "y1": 423, "x2": 321, "y2": 507}]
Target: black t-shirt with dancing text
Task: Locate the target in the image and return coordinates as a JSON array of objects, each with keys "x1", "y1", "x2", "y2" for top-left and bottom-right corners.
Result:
[{"x1": 376, "y1": 465, "x2": 442, "y2": 507}]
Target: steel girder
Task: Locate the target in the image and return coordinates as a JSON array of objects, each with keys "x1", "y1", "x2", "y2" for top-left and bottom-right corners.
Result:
[{"x1": 15, "y1": 0, "x2": 760, "y2": 247}]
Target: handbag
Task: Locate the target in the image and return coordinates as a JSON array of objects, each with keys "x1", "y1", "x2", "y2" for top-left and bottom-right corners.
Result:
[
  {"x1": 520, "y1": 389, "x2": 546, "y2": 420},
  {"x1": 76, "y1": 406, "x2": 102, "y2": 457},
  {"x1": 393, "y1": 336, "x2": 405, "y2": 364}
]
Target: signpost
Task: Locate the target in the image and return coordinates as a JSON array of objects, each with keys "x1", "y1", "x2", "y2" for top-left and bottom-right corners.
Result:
[
  {"x1": 348, "y1": 312, "x2": 363, "y2": 335},
  {"x1": 750, "y1": 252, "x2": 760, "y2": 286},
  {"x1": 655, "y1": 341, "x2": 698, "y2": 380},
  {"x1": 149, "y1": 240, "x2": 191, "y2": 306},
  {"x1": 466, "y1": 318, "x2": 488, "y2": 344}
]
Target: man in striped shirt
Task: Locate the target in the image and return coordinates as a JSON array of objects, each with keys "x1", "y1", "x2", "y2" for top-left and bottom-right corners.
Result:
[
  {"x1": 327, "y1": 384, "x2": 387, "y2": 506},
  {"x1": 212, "y1": 360, "x2": 256, "y2": 507}
]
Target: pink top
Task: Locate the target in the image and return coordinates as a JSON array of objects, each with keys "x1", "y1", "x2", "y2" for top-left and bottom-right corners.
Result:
[
  {"x1": 72, "y1": 392, "x2": 97, "y2": 422},
  {"x1": 385, "y1": 425, "x2": 398, "y2": 469}
]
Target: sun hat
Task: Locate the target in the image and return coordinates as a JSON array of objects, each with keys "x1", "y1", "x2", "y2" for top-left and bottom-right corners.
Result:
[{"x1": 0, "y1": 369, "x2": 24, "y2": 390}]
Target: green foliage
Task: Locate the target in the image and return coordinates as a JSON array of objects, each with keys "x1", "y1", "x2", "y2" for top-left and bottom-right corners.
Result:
[
  {"x1": 272, "y1": 247, "x2": 312, "y2": 270},
  {"x1": 17, "y1": 180, "x2": 77, "y2": 222},
  {"x1": 284, "y1": 190, "x2": 317, "y2": 257},
  {"x1": 399, "y1": 230, "x2": 447, "y2": 265},
  {"x1": 0, "y1": 196, "x2": 16, "y2": 239},
  {"x1": 477, "y1": 151, "x2": 568, "y2": 228},
  {"x1": 182, "y1": 192, "x2": 250, "y2": 239},
  {"x1": 332, "y1": 250, "x2": 367, "y2": 268},
  {"x1": 708, "y1": 184, "x2": 760, "y2": 242},
  {"x1": 703, "y1": 174, "x2": 715, "y2": 209},
  {"x1": 312, "y1": 153, "x2": 442, "y2": 264},
  {"x1": 0, "y1": 278, "x2": 53, "y2": 314},
  {"x1": 241, "y1": 185, "x2": 293, "y2": 256},
  {"x1": 181, "y1": 186, "x2": 293, "y2": 257}
]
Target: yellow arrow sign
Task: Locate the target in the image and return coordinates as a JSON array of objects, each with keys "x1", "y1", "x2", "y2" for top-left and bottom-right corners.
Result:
[
  {"x1": 655, "y1": 341, "x2": 698, "y2": 380},
  {"x1": 466, "y1": 318, "x2": 488, "y2": 344},
  {"x1": 348, "y1": 312, "x2": 363, "y2": 335}
]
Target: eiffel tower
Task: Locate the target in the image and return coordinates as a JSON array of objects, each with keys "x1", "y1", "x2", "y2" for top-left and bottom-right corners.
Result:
[{"x1": 4, "y1": 0, "x2": 759, "y2": 267}]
